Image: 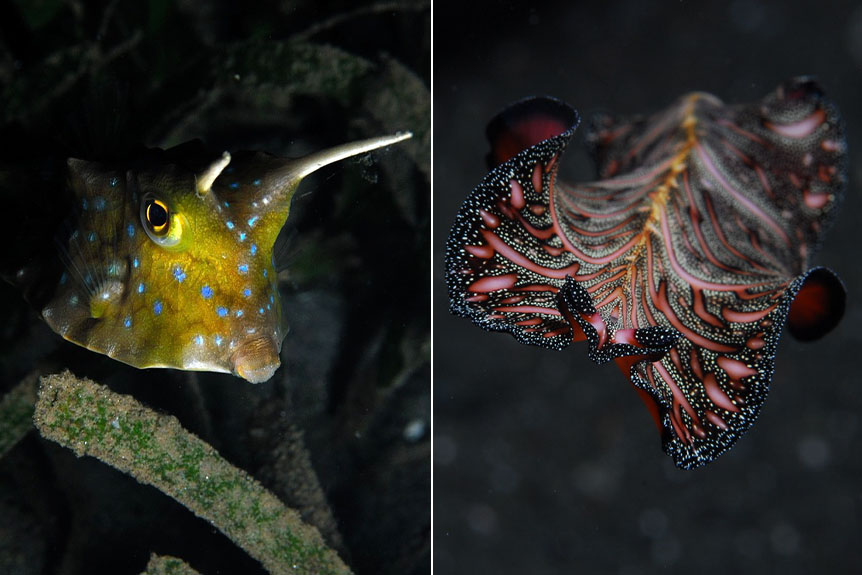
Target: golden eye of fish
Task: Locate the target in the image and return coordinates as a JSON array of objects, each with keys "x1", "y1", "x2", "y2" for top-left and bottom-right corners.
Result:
[
  {"x1": 145, "y1": 199, "x2": 169, "y2": 234},
  {"x1": 140, "y1": 194, "x2": 186, "y2": 248}
]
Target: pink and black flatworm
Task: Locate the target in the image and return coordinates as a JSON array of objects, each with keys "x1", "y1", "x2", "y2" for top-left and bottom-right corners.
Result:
[{"x1": 446, "y1": 78, "x2": 846, "y2": 469}]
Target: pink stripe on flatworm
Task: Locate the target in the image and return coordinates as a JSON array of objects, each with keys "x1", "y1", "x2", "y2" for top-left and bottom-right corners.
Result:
[
  {"x1": 746, "y1": 336, "x2": 765, "y2": 350},
  {"x1": 690, "y1": 349, "x2": 704, "y2": 380},
  {"x1": 465, "y1": 245, "x2": 495, "y2": 258},
  {"x1": 465, "y1": 294, "x2": 488, "y2": 302},
  {"x1": 516, "y1": 318, "x2": 543, "y2": 326},
  {"x1": 494, "y1": 305, "x2": 561, "y2": 316},
  {"x1": 705, "y1": 409, "x2": 729, "y2": 430},
  {"x1": 803, "y1": 189, "x2": 829, "y2": 209},
  {"x1": 530, "y1": 205, "x2": 546, "y2": 216},
  {"x1": 766, "y1": 109, "x2": 825, "y2": 139},
  {"x1": 821, "y1": 139, "x2": 842, "y2": 152},
  {"x1": 703, "y1": 373, "x2": 740, "y2": 413},
  {"x1": 481, "y1": 230, "x2": 580, "y2": 279},
  {"x1": 479, "y1": 209, "x2": 500, "y2": 228},
  {"x1": 721, "y1": 305, "x2": 775, "y2": 324},
  {"x1": 509, "y1": 179, "x2": 525, "y2": 209},
  {"x1": 532, "y1": 164, "x2": 543, "y2": 194},
  {"x1": 469, "y1": 274, "x2": 517, "y2": 293},
  {"x1": 500, "y1": 296, "x2": 524, "y2": 304},
  {"x1": 716, "y1": 356, "x2": 757, "y2": 380}
]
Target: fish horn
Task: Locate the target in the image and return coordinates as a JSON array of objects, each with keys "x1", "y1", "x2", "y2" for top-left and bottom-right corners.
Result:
[
  {"x1": 196, "y1": 151, "x2": 231, "y2": 195},
  {"x1": 289, "y1": 131, "x2": 412, "y2": 180}
]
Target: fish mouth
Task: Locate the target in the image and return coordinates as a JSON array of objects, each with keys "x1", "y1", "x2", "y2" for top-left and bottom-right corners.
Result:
[{"x1": 231, "y1": 335, "x2": 280, "y2": 383}]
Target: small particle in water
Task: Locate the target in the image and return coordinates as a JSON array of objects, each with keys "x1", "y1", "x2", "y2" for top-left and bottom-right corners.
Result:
[{"x1": 403, "y1": 419, "x2": 427, "y2": 442}]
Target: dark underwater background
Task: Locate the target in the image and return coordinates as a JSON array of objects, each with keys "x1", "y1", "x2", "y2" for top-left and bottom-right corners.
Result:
[
  {"x1": 0, "y1": 1, "x2": 429, "y2": 574},
  {"x1": 434, "y1": 1, "x2": 862, "y2": 573}
]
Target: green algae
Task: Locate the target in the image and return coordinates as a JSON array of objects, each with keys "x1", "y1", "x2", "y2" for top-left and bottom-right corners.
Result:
[
  {"x1": 34, "y1": 371, "x2": 351, "y2": 575},
  {"x1": 141, "y1": 554, "x2": 202, "y2": 575}
]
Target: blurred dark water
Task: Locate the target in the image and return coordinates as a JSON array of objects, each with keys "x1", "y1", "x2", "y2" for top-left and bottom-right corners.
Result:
[{"x1": 434, "y1": 1, "x2": 862, "y2": 573}]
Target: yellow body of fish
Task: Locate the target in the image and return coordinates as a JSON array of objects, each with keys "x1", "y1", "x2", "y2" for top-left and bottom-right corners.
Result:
[{"x1": 35, "y1": 133, "x2": 410, "y2": 383}]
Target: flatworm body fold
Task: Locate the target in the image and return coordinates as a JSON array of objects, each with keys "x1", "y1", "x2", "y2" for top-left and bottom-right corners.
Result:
[{"x1": 446, "y1": 78, "x2": 846, "y2": 468}]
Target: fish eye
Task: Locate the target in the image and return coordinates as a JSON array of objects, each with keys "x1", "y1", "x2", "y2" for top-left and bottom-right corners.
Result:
[
  {"x1": 145, "y1": 199, "x2": 169, "y2": 234},
  {"x1": 140, "y1": 193, "x2": 186, "y2": 248}
]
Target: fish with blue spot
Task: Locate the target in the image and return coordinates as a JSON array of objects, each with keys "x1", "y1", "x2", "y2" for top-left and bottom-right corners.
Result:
[{"x1": 10, "y1": 132, "x2": 411, "y2": 383}]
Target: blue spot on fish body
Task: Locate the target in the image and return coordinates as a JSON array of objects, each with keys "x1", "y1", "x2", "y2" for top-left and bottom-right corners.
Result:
[
  {"x1": 230, "y1": 182, "x2": 239, "y2": 189},
  {"x1": 173, "y1": 265, "x2": 186, "y2": 283},
  {"x1": 258, "y1": 307, "x2": 265, "y2": 315},
  {"x1": 127, "y1": 223, "x2": 135, "y2": 237},
  {"x1": 235, "y1": 309, "x2": 244, "y2": 318},
  {"x1": 238, "y1": 264, "x2": 249, "y2": 274},
  {"x1": 153, "y1": 300, "x2": 163, "y2": 315},
  {"x1": 223, "y1": 201, "x2": 230, "y2": 208},
  {"x1": 253, "y1": 179, "x2": 261, "y2": 186},
  {"x1": 124, "y1": 316, "x2": 132, "y2": 328},
  {"x1": 201, "y1": 285, "x2": 213, "y2": 299},
  {"x1": 194, "y1": 334, "x2": 204, "y2": 345},
  {"x1": 250, "y1": 243, "x2": 258, "y2": 256},
  {"x1": 87, "y1": 231, "x2": 97, "y2": 242},
  {"x1": 269, "y1": 294, "x2": 275, "y2": 304},
  {"x1": 110, "y1": 176, "x2": 119, "y2": 187},
  {"x1": 133, "y1": 257, "x2": 139, "y2": 268},
  {"x1": 214, "y1": 334, "x2": 224, "y2": 346},
  {"x1": 263, "y1": 269, "x2": 268, "y2": 278},
  {"x1": 243, "y1": 288, "x2": 252, "y2": 298},
  {"x1": 226, "y1": 221, "x2": 235, "y2": 230},
  {"x1": 239, "y1": 232, "x2": 246, "y2": 242},
  {"x1": 216, "y1": 306, "x2": 228, "y2": 317},
  {"x1": 247, "y1": 216, "x2": 258, "y2": 227},
  {"x1": 138, "y1": 282, "x2": 145, "y2": 294}
]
